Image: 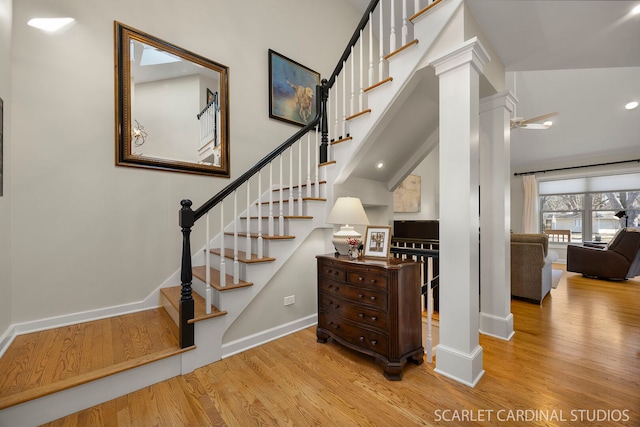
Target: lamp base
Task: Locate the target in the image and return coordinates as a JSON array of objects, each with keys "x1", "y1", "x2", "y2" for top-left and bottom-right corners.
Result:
[{"x1": 332, "y1": 225, "x2": 361, "y2": 256}]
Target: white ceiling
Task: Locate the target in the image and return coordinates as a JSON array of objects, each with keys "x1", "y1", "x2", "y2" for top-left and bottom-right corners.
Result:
[{"x1": 347, "y1": 0, "x2": 640, "y2": 182}]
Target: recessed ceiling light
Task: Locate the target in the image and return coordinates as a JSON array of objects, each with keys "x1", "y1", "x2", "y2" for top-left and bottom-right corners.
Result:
[
  {"x1": 625, "y1": 101, "x2": 638, "y2": 110},
  {"x1": 27, "y1": 17, "x2": 75, "y2": 33},
  {"x1": 375, "y1": 161, "x2": 384, "y2": 169}
]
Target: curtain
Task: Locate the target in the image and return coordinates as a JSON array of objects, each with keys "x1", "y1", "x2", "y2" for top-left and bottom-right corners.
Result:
[{"x1": 522, "y1": 175, "x2": 539, "y2": 233}]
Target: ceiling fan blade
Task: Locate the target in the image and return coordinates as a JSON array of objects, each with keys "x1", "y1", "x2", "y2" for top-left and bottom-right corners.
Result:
[
  {"x1": 520, "y1": 123, "x2": 551, "y2": 130},
  {"x1": 521, "y1": 112, "x2": 559, "y2": 125}
]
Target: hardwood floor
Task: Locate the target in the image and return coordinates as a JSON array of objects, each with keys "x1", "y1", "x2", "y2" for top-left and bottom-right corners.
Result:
[{"x1": 36, "y1": 270, "x2": 640, "y2": 426}]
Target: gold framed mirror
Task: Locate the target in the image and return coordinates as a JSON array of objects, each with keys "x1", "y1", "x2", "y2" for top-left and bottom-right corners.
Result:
[{"x1": 115, "y1": 22, "x2": 230, "y2": 177}]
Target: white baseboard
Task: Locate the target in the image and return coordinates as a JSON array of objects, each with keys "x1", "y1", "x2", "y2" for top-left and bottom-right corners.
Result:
[{"x1": 222, "y1": 314, "x2": 318, "y2": 358}]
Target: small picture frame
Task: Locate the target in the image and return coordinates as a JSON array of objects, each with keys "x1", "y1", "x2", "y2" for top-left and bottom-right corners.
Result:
[
  {"x1": 364, "y1": 226, "x2": 392, "y2": 258},
  {"x1": 268, "y1": 49, "x2": 320, "y2": 127}
]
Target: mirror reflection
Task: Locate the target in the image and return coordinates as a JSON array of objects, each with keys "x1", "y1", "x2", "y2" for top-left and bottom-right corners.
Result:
[{"x1": 115, "y1": 22, "x2": 230, "y2": 176}]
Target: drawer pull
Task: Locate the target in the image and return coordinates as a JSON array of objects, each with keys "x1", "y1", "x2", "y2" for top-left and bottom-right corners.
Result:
[
  {"x1": 359, "y1": 336, "x2": 365, "y2": 342},
  {"x1": 371, "y1": 340, "x2": 378, "y2": 346},
  {"x1": 333, "y1": 324, "x2": 340, "y2": 329},
  {"x1": 358, "y1": 294, "x2": 364, "y2": 299},
  {"x1": 327, "y1": 284, "x2": 333, "y2": 289},
  {"x1": 370, "y1": 296, "x2": 376, "y2": 301},
  {"x1": 328, "y1": 300, "x2": 333, "y2": 306},
  {"x1": 327, "y1": 269, "x2": 332, "y2": 274},
  {"x1": 334, "y1": 286, "x2": 339, "y2": 291},
  {"x1": 371, "y1": 316, "x2": 377, "y2": 321},
  {"x1": 370, "y1": 279, "x2": 376, "y2": 284},
  {"x1": 358, "y1": 313, "x2": 364, "y2": 318},
  {"x1": 358, "y1": 276, "x2": 364, "y2": 282},
  {"x1": 335, "y1": 304, "x2": 340, "y2": 308}
]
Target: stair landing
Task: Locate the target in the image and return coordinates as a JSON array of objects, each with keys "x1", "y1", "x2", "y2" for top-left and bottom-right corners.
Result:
[{"x1": 0, "y1": 308, "x2": 191, "y2": 411}]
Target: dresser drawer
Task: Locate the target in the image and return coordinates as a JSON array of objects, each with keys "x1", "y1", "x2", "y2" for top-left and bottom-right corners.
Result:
[
  {"x1": 323, "y1": 282, "x2": 387, "y2": 311},
  {"x1": 318, "y1": 261, "x2": 346, "y2": 282},
  {"x1": 319, "y1": 293, "x2": 387, "y2": 330},
  {"x1": 319, "y1": 312, "x2": 388, "y2": 356},
  {"x1": 347, "y1": 269, "x2": 387, "y2": 292}
]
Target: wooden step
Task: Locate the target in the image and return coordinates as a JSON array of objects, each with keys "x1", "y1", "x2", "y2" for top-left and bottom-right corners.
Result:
[
  {"x1": 364, "y1": 77, "x2": 393, "y2": 93},
  {"x1": 160, "y1": 286, "x2": 227, "y2": 325},
  {"x1": 192, "y1": 265, "x2": 253, "y2": 291},
  {"x1": 346, "y1": 109, "x2": 372, "y2": 121},
  {"x1": 385, "y1": 39, "x2": 419, "y2": 61},
  {"x1": 225, "y1": 232, "x2": 295, "y2": 240},
  {"x1": 410, "y1": 0, "x2": 444, "y2": 22},
  {"x1": 0, "y1": 309, "x2": 192, "y2": 411},
  {"x1": 258, "y1": 197, "x2": 326, "y2": 205},
  {"x1": 331, "y1": 136, "x2": 353, "y2": 145},
  {"x1": 273, "y1": 180, "x2": 326, "y2": 192},
  {"x1": 241, "y1": 215, "x2": 313, "y2": 220},
  {"x1": 209, "y1": 248, "x2": 276, "y2": 263}
]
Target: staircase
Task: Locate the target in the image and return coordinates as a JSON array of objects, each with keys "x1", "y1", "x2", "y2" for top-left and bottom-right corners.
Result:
[{"x1": 0, "y1": 0, "x2": 464, "y2": 424}]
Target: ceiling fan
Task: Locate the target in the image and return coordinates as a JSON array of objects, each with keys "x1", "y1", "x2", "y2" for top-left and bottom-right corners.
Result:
[{"x1": 510, "y1": 112, "x2": 559, "y2": 130}]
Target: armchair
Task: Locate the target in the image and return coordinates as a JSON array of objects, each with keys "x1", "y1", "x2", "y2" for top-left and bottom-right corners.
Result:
[
  {"x1": 511, "y1": 233, "x2": 553, "y2": 303},
  {"x1": 567, "y1": 228, "x2": 640, "y2": 280}
]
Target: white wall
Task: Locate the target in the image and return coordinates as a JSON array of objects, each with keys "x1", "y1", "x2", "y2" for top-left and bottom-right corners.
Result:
[
  {"x1": 8, "y1": 0, "x2": 361, "y2": 328},
  {"x1": 0, "y1": 0, "x2": 12, "y2": 336}
]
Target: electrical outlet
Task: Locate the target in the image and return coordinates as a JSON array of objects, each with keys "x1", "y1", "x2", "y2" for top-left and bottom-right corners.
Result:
[{"x1": 284, "y1": 295, "x2": 295, "y2": 306}]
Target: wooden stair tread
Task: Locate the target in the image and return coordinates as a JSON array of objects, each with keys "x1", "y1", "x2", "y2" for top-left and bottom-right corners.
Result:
[
  {"x1": 224, "y1": 232, "x2": 295, "y2": 240},
  {"x1": 209, "y1": 248, "x2": 276, "y2": 263},
  {"x1": 364, "y1": 77, "x2": 393, "y2": 93},
  {"x1": 0, "y1": 308, "x2": 192, "y2": 410},
  {"x1": 385, "y1": 39, "x2": 419, "y2": 61},
  {"x1": 192, "y1": 265, "x2": 253, "y2": 291},
  {"x1": 331, "y1": 136, "x2": 353, "y2": 145},
  {"x1": 258, "y1": 197, "x2": 326, "y2": 205},
  {"x1": 242, "y1": 215, "x2": 313, "y2": 220},
  {"x1": 160, "y1": 286, "x2": 227, "y2": 323},
  {"x1": 273, "y1": 181, "x2": 327, "y2": 191},
  {"x1": 410, "y1": 0, "x2": 444, "y2": 22},
  {"x1": 346, "y1": 109, "x2": 372, "y2": 121}
]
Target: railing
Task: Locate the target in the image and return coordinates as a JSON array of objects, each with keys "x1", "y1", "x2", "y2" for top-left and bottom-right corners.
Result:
[
  {"x1": 390, "y1": 238, "x2": 439, "y2": 363},
  {"x1": 177, "y1": 0, "x2": 439, "y2": 348}
]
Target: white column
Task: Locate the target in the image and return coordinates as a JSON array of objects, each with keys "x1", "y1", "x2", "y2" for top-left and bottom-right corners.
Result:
[
  {"x1": 430, "y1": 37, "x2": 489, "y2": 387},
  {"x1": 479, "y1": 90, "x2": 518, "y2": 341}
]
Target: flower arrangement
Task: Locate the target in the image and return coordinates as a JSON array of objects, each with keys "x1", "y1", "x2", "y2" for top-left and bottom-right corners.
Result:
[{"x1": 346, "y1": 237, "x2": 360, "y2": 248}]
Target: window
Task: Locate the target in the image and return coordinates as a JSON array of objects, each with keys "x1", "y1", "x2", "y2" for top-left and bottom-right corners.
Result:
[{"x1": 539, "y1": 173, "x2": 640, "y2": 244}]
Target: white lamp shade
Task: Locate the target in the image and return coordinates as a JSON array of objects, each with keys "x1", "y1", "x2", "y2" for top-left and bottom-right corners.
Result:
[
  {"x1": 327, "y1": 197, "x2": 369, "y2": 255},
  {"x1": 327, "y1": 197, "x2": 370, "y2": 226}
]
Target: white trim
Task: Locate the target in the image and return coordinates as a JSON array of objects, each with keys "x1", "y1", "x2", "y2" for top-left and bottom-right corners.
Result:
[
  {"x1": 222, "y1": 314, "x2": 317, "y2": 358},
  {"x1": 479, "y1": 312, "x2": 515, "y2": 341},
  {"x1": 434, "y1": 343, "x2": 485, "y2": 387}
]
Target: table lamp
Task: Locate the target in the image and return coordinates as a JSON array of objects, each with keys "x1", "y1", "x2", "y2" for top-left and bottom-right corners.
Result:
[{"x1": 327, "y1": 197, "x2": 370, "y2": 255}]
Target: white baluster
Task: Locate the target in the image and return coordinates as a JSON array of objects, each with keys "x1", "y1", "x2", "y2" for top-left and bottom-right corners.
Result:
[
  {"x1": 219, "y1": 202, "x2": 226, "y2": 288},
  {"x1": 369, "y1": 12, "x2": 374, "y2": 86},
  {"x1": 246, "y1": 180, "x2": 251, "y2": 259},
  {"x1": 350, "y1": 46, "x2": 355, "y2": 116},
  {"x1": 415, "y1": 0, "x2": 420, "y2": 16},
  {"x1": 390, "y1": 0, "x2": 396, "y2": 52},
  {"x1": 257, "y1": 170, "x2": 263, "y2": 259},
  {"x1": 298, "y1": 140, "x2": 303, "y2": 216},
  {"x1": 306, "y1": 132, "x2": 312, "y2": 198},
  {"x1": 314, "y1": 127, "x2": 320, "y2": 198},
  {"x1": 334, "y1": 86, "x2": 339, "y2": 140},
  {"x1": 233, "y1": 191, "x2": 239, "y2": 285},
  {"x1": 279, "y1": 154, "x2": 285, "y2": 236},
  {"x1": 359, "y1": 30, "x2": 364, "y2": 112},
  {"x1": 205, "y1": 212, "x2": 211, "y2": 314},
  {"x1": 426, "y1": 256, "x2": 434, "y2": 363},
  {"x1": 402, "y1": 0, "x2": 409, "y2": 46},
  {"x1": 268, "y1": 162, "x2": 274, "y2": 236},
  {"x1": 379, "y1": 3, "x2": 385, "y2": 79},
  {"x1": 342, "y1": 62, "x2": 348, "y2": 137},
  {"x1": 288, "y1": 148, "x2": 294, "y2": 216}
]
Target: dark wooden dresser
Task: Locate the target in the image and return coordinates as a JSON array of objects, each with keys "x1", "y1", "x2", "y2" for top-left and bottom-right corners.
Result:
[{"x1": 316, "y1": 254, "x2": 423, "y2": 380}]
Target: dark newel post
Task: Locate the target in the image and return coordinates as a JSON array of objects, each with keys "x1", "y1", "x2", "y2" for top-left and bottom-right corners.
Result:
[
  {"x1": 320, "y1": 79, "x2": 329, "y2": 164},
  {"x1": 179, "y1": 199, "x2": 195, "y2": 348}
]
